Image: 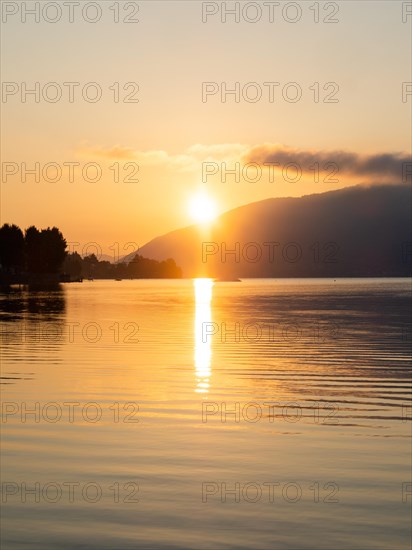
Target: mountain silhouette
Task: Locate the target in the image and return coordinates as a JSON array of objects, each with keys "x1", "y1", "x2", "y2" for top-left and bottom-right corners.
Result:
[{"x1": 125, "y1": 184, "x2": 411, "y2": 278}]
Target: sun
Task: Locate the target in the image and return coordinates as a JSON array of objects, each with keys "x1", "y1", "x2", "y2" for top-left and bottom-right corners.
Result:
[{"x1": 188, "y1": 192, "x2": 217, "y2": 224}]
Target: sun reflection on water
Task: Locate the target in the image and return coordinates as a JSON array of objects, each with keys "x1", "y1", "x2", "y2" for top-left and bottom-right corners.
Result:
[{"x1": 193, "y1": 278, "x2": 214, "y2": 394}]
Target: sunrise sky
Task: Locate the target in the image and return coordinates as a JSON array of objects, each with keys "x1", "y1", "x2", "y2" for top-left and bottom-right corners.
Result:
[{"x1": 1, "y1": 1, "x2": 411, "y2": 254}]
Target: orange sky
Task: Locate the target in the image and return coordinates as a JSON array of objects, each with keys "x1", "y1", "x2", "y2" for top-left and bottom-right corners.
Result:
[{"x1": 1, "y1": 1, "x2": 411, "y2": 254}]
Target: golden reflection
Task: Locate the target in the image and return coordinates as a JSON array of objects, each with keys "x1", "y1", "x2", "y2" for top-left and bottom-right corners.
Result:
[{"x1": 193, "y1": 278, "x2": 214, "y2": 394}]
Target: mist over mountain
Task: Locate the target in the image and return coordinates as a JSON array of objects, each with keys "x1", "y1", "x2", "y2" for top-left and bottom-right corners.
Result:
[{"x1": 126, "y1": 184, "x2": 411, "y2": 278}]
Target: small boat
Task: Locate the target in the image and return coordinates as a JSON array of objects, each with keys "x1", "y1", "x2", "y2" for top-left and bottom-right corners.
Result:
[
  {"x1": 215, "y1": 277, "x2": 241, "y2": 282},
  {"x1": 115, "y1": 278, "x2": 122, "y2": 281}
]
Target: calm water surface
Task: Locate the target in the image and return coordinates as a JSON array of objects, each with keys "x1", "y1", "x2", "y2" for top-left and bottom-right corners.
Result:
[{"x1": 1, "y1": 279, "x2": 411, "y2": 549}]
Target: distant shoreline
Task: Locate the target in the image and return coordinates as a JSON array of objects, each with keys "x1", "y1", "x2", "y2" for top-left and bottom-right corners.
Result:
[{"x1": 2, "y1": 275, "x2": 410, "y2": 291}]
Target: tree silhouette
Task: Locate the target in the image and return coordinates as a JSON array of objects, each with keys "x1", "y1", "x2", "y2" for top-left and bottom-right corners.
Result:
[
  {"x1": 43, "y1": 227, "x2": 67, "y2": 272},
  {"x1": 0, "y1": 224, "x2": 25, "y2": 273},
  {"x1": 1, "y1": 223, "x2": 181, "y2": 281},
  {"x1": 63, "y1": 252, "x2": 82, "y2": 277},
  {"x1": 25, "y1": 226, "x2": 67, "y2": 273}
]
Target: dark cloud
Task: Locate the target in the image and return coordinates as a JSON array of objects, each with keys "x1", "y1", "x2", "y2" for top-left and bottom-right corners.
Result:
[{"x1": 244, "y1": 144, "x2": 411, "y2": 182}]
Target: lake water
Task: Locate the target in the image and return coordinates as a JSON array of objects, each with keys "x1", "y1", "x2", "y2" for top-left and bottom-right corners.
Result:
[{"x1": 1, "y1": 279, "x2": 411, "y2": 549}]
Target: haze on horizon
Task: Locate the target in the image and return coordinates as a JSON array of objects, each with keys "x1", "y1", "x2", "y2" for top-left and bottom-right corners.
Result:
[{"x1": 1, "y1": 1, "x2": 411, "y2": 254}]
